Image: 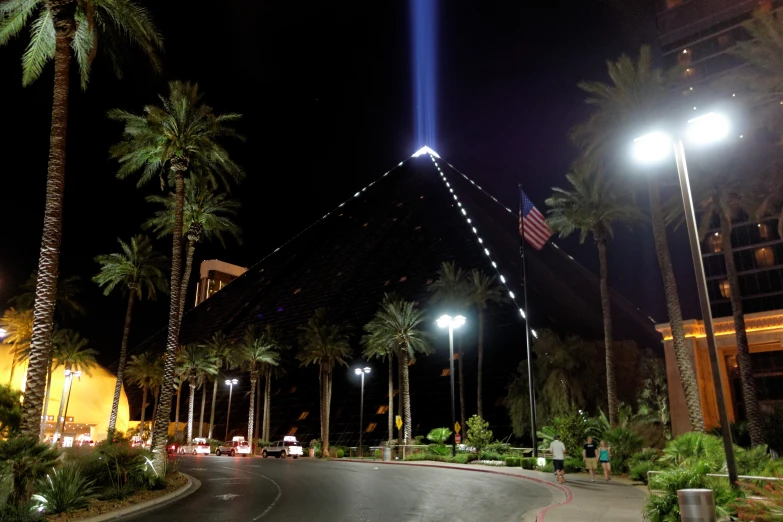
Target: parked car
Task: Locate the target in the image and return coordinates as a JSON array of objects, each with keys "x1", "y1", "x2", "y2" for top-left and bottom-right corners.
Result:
[
  {"x1": 178, "y1": 438, "x2": 211, "y2": 455},
  {"x1": 262, "y1": 436, "x2": 303, "y2": 459},
  {"x1": 216, "y1": 437, "x2": 252, "y2": 457}
]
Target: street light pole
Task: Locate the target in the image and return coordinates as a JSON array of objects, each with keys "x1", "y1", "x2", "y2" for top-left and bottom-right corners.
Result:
[
  {"x1": 225, "y1": 379, "x2": 238, "y2": 441},
  {"x1": 354, "y1": 367, "x2": 371, "y2": 458},
  {"x1": 437, "y1": 314, "x2": 466, "y2": 457},
  {"x1": 672, "y1": 139, "x2": 738, "y2": 485}
]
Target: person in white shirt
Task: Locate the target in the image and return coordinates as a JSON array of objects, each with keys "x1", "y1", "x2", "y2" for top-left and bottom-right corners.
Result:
[{"x1": 549, "y1": 435, "x2": 567, "y2": 484}]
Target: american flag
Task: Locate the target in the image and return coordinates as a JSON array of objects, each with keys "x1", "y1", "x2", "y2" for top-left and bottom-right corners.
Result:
[{"x1": 519, "y1": 189, "x2": 552, "y2": 250}]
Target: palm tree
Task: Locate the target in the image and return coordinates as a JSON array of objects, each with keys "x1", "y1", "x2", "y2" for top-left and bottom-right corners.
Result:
[
  {"x1": 546, "y1": 167, "x2": 643, "y2": 426},
  {"x1": 429, "y1": 261, "x2": 470, "y2": 429},
  {"x1": 0, "y1": 436, "x2": 59, "y2": 507},
  {"x1": 10, "y1": 274, "x2": 85, "y2": 321},
  {"x1": 361, "y1": 297, "x2": 431, "y2": 444},
  {"x1": 468, "y1": 269, "x2": 505, "y2": 419},
  {"x1": 125, "y1": 352, "x2": 161, "y2": 439},
  {"x1": 573, "y1": 45, "x2": 706, "y2": 432},
  {"x1": 232, "y1": 326, "x2": 281, "y2": 446},
  {"x1": 109, "y1": 81, "x2": 244, "y2": 468},
  {"x1": 0, "y1": 308, "x2": 33, "y2": 385},
  {"x1": 93, "y1": 235, "x2": 167, "y2": 436},
  {"x1": 144, "y1": 177, "x2": 242, "y2": 320},
  {"x1": 1, "y1": 0, "x2": 162, "y2": 437},
  {"x1": 297, "y1": 309, "x2": 351, "y2": 457},
  {"x1": 177, "y1": 344, "x2": 218, "y2": 444},
  {"x1": 50, "y1": 331, "x2": 97, "y2": 444},
  {"x1": 362, "y1": 298, "x2": 397, "y2": 443},
  {"x1": 203, "y1": 332, "x2": 233, "y2": 440},
  {"x1": 147, "y1": 355, "x2": 164, "y2": 434}
]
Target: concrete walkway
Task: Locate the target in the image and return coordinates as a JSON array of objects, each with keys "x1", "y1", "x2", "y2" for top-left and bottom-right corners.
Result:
[{"x1": 341, "y1": 459, "x2": 647, "y2": 521}]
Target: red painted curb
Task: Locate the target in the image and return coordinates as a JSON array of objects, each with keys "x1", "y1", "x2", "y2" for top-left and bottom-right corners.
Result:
[{"x1": 339, "y1": 459, "x2": 573, "y2": 520}]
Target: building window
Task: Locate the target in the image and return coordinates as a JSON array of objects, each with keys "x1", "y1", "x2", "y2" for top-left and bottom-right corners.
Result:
[
  {"x1": 441, "y1": 369, "x2": 451, "y2": 377},
  {"x1": 297, "y1": 411, "x2": 309, "y2": 420},
  {"x1": 376, "y1": 405, "x2": 388, "y2": 414},
  {"x1": 366, "y1": 423, "x2": 377, "y2": 432},
  {"x1": 719, "y1": 280, "x2": 731, "y2": 299},
  {"x1": 758, "y1": 223, "x2": 770, "y2": 240},
  {"x1": 287, "y1": 427, "x2": 298, "y2": 436},
  {"x1": 706, "y1": 232, "x2": 723, "y2": 253},
  {"x1": 755, "y1": 247, "x2": 775, "y2": 268}
]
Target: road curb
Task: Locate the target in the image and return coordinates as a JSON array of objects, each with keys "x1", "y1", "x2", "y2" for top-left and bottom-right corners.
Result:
[
  {"x1": 338, "y1": 459, "x2": 572, "y2": 521},
  {"x1": 79, "y1": 472, "x2": 201, "y2": 521}
]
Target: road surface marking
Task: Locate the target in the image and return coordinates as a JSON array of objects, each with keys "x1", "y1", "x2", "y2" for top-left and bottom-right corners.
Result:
[
  {"x1": 215, "y1": 465, "x2": 282, "y2": 521},
  {"x1": 215, "y1": 494, "x2": 241, "y2": 500}
]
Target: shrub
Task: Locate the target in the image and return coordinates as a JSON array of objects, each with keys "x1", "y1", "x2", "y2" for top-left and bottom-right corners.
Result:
[
  {"x1": 661, "y1": 431, "x2": 725, "y2": 472},
  {"x1": 32, "y1": 465, "x2": 96, "y2": 514},
  {"x1": 602, "y1": 427, "x2": 643, "y2": 473},
  {"x1": 0, "y1": 385, "x2": 23, "y2": 437},
  {"x1": 484, "y1": 442, "x2": 513, "y2": 456},
  {"x1": 427, "y1": 444, "x2": 450, "y2": 456},
  {"x1": 731, "y1": 478, "x2": 783, "y2": 520},
  {"x1": 465, "y1": 415, "x2": 493, "y2": 459},
  {"x1": 564, "y1": 457, "x2": 583, "y2": 473},
  {"x1": 86, "y1": 440, "x2": 155, "y2": 499},
  {"x1": 763, "y1": 405, "x2": 783, "y2": 455},
  {"x1": 541, "y1": 461, "x2": 554, "y2": 472},
  {"x1": 0, "y1": 504, "x2": 45, "y2": 521},
  {"x1": 480, "y1": 451, "x2": 503, "y2": 461},
  {"x1": 505, "y1": 457, "x2": 521, "y2": 467},
  {"x1": 538, "y1": 413, "x2": 594, "y2": 455},
  {"x1": 711, "y1": 421, "x2": 751, "y2": 448},
  {"x1": 0, "y1": 436, "x2": 60, "y2": 507},
  {"x1": 450, "y1": 453, "x2": 477, "y2": 464},
  {"x1": 427, "y1": 428, "x2": 452, "y2": 445},
  {"x1": 644, "y1": 463, "x2": 740, "y2": 522},
  {"x1": 374, "y1": 449, "x2": 381, "y2": 459},
  {"x1": 520, "y1": 457, "x2": 537, "y2": 470},
  {"x1": 735, "y1": 444, "x2": 772, "y2": 475},
  {"x1": 337, "y1": 449, "x2": 344, "y2": 458},
  {"x1": 629, "y1": 460, "x2": 660, "y2": 484}
]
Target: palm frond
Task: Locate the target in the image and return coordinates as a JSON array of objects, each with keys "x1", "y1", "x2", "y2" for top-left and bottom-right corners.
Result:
[{"x1": 20, "y1": 5, "x2": 53, "y2": 87}]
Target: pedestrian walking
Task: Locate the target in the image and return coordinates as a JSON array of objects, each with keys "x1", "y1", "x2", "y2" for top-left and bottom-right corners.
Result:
[
  {"x1": 599, "y1": 440, "x2": 612, "y2": 481},
  {"x1": 549, "y1": 435, "x2": 567, "y2": 484},
  {"x1": 582, "y1": 436, "x2": 598, "y2": 482}
]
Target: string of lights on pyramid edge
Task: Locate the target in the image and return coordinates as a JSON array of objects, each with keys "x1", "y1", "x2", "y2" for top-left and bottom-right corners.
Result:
[{"x1": 419, "y1": 147, "x2": 538, "y2": 339}]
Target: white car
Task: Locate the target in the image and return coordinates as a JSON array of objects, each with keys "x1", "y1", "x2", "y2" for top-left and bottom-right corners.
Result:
[
  {"x1": 216, "y1": 437, "x2": 252, "y2": 457},
  {"x1": 262, "y1": 436, "x2": 303, "y2": 459},
  {"x1": 178, "y1": 438, "x2": 211, "y2": 455}
]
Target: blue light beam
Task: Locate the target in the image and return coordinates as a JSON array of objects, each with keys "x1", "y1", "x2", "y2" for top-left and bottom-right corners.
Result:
[{"x1": 411, "y1": 0, "x2": 438, "y2": 150}]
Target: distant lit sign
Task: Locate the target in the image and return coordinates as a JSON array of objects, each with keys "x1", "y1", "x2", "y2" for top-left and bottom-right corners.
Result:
[
  {"x1": 66, "y1": 417, "x2": 74, "y2": 423},
  {"x1": 46, "y1": 415, "x2": 54, "y2": 421}
]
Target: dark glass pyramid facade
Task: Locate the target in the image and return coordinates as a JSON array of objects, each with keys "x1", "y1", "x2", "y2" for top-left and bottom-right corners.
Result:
[{"x1": 136, "y1": 151, "x2": 659, "y2": 445}]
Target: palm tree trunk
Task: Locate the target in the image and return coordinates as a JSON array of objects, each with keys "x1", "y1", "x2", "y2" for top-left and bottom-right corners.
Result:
[
  {"x1": 721, "y1": 219, "x2": 764, "y2": 445},
  {"x1": 187, "y1": 375, "x2": 196, "y2": 444},
  {"x1": 318, "y1": 369, "x2": 323, "y2": 454},
  {"x1": 320, "y1": 367, "x2": 330, "y2": 457},
  {"x1": 39, "y1": 356, "x2": 55, "y2": 441},
  {"x1": 199, "y1": 380, "x2": 207, "y2": 439},
  {"x1": 254, "y1": 377, "x2": 261, "y2": 445},
  {"x1": 248, "y1": 374, "x2": 257, "y2": 444},
  {"x1": 52, "y1": 366, "x2": 72, "y2": 445},
  {"x1": 109, "y1": 293, "x2": 135, "y2": 436},
  {"x1": 397, "y1": 358, "x2": 403, "y2": 447},
  {"x1": 400, "y1": 350, "x2": 412, "y2": 443},
  {"x1": 388, "y1": 354, "x2": 394, "y2": 442},
  {"x1": 597, "y1": 239, "x2": 619, "y2": 427},
  {"x1": 20, "y1": 14, "x2": 73, "y2": 436},
  {"x1": 175, "y1": 380, "x2": 182, "y2": 436},
  {"x1": 458, "y1": 337, "x2": 466, "y2": 428},
  {"x1": 208, "y1": 378, "x2": 218, "y2": 440},
  {"x1": 649, "y1": 179, "x2": 705, "y2": 432},
  {"x1": 140, "y1": 385, "x2": 148, "y2": 437},
  {"x1": 152, "y1": 388, "x2": 160, "y2": 433},
  {"x1": 152, "y1": 169, "x2": 186, "y2": 471},
  {"x1": 178, "y1": 237, "x2": 197, "y2": 321},
  {"x1": 326, "y1": 372, "x2": 333, "y2": 452},
  {"x1": 264, "y1": 370, "x2": 272, "y2": 441},
  {"x1": 477, "y1": 308, "x2": 485, "y2": 419},
  {"x1": 9, "y1": 361, "x2": 16, "y2": 386}
]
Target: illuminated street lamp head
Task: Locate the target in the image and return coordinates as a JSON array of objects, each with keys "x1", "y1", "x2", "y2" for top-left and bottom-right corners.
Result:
[
  {"x1": 632, "y1": 132, "x2": 672, "y2": 163},
  {"x1": 436, "y1": 314, "x2": 466, "y2": 329},
  {"x1": 686, "y1": 112, "x2": 730, "y2": 145},
  {"x1": 354, "y1": 367, "x2": 372, "y2": 376},
  {"x1": 225, "y1": 379, "x2": 238, "y2": 386}
]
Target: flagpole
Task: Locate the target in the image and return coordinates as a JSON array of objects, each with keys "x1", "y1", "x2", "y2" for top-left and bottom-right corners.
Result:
[{"x1": 519, "y1": 184, "x2": 538, "y2": 458}]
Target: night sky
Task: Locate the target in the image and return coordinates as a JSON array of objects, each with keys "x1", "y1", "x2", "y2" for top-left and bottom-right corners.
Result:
[{"x1": 0, "y1": 0, "x2": 697, "y2": 371}]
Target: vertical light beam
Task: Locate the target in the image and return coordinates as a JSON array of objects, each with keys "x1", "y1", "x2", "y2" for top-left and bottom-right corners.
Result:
[{"x1": 411, "y1": 0, "x2": 438, "y2": 149}]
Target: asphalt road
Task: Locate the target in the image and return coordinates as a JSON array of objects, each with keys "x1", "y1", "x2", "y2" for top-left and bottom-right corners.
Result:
[{"x1": 125, "y1": 455, "x2": 553, "y2": 522}]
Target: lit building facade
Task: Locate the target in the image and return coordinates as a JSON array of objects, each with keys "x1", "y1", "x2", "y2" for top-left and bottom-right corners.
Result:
[{"x1": 195, "y1": 259, "x2": 247, "y2": 306}]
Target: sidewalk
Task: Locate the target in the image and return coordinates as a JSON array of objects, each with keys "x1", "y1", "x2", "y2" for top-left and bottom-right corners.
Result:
[{"x1": 340, "y1": 459, "x2": 647, "y2": 522}]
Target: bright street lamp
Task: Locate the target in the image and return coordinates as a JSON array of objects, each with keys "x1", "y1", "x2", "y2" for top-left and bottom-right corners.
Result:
[
  {"x1": 436, "y1": 314, "x2": 466, "y2": 457},
  {"x1": 0, "y1": 328, "x2": 6, "y2": 339},
  {"x1": 354, "y1": 367, "x2": 371, "y2": 458},
  {"x1": 633, "y1": 112, "x2": 738, "y2": 485},
  {"x1": 225, "y1": 379, "x2": 238, "y2": 442}
]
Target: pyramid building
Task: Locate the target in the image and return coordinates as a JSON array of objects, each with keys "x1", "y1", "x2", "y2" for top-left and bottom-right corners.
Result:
[{"x1": 136, "y1": 148, "x2": 659, "y2": 445}]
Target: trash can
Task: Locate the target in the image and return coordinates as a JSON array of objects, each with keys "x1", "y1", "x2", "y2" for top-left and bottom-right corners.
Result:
[
  {"x1": 382, "y1": 447, "x2": 392, "y2": 462},
  {"x1": 677, "y1": 489, "x2": 716, "y2": 522}
]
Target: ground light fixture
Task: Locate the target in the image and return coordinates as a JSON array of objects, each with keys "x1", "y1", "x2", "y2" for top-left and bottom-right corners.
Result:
[
  {"x1": 632, "y1": 112, "x2": 738, "y2": 486},
  {"x1": 225, "y1": 379, "x2": 239, "y2": 442},
  {"x1": 436, "y1": 314, "x2": 466, "y2": 457},
  {"x1": 354, "y1": 367, "x2": 371, "y2": 458}
]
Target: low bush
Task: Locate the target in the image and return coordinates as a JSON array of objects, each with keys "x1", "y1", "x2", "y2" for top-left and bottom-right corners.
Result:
[
  {"x1": 661, "y1": 432, "x2": 725, "y2": 471},
  {"x1": 629, "y1": 460, "x2": 659, "y2": 485},
  {"x1": 427, "y1": 444, "x2": 450, "y2": 456},
  {"x1": 484, "y1": 442, "x2": 513, "y2": 456},
  {"x1": 504, "y1": 457, "x2": 521, "y2": 467},
  {"x1": 427, "y1": 428, "x2": 451, "y2": 445},
  {"x1": 403, "y1": 453, "x2": 478, "y2": 464},
  {"x1": 32, "y1": 465, "x2": 96, "y2": 514},
  {"x1": 520, "y1": 457, "x2": 537, "y2": 470},
  {"x1": 602, "y1": 426, "x2": 643, "y2": 473},
  {"x1": 564, "y1": 457, "x2": 583, "y2": 473},
  {"x1": 480, "y1": 451, "x2": 503, "y2": 461},
  {"x1": 0, "y1": 504, "x2": 45, "y2": 521},
  {"x1": 540, "y1": 462, "x2": 554, "y2": 473},
  {"x1": 763, "y1": 405, "x2": 783, "y2": 455},
  {"x1": 731, "y1": 478, "x2": 783, "y2": 520},
  {"x1": 0, "y1": 436, "x2": 60, "y2": 507},
  {"x1": 374, "y1": 449, "x2": 381, "y2": 459}
]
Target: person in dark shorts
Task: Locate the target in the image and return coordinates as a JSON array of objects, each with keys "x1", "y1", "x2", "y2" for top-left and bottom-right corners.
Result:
[
  {"x1": 599, "y1": 440, "x2": 612, "y2": 481},
  {"x1": 582, "y1": 436, "x2": 598, "y2": 482},
  {"x1": 549, "y1": 435, "x2": 567, "y2": 484}
]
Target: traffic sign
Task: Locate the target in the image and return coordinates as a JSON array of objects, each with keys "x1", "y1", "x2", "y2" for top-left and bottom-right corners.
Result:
[
  {"x1": 396, "y1": 415, "x2": 403, "y2": 430},
  {"x1": 454, "y1": 422, "x2": 461, "y2": 433},
  {"x1": 455, "y1": 433, "x2": 461, "y2": 444}
]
